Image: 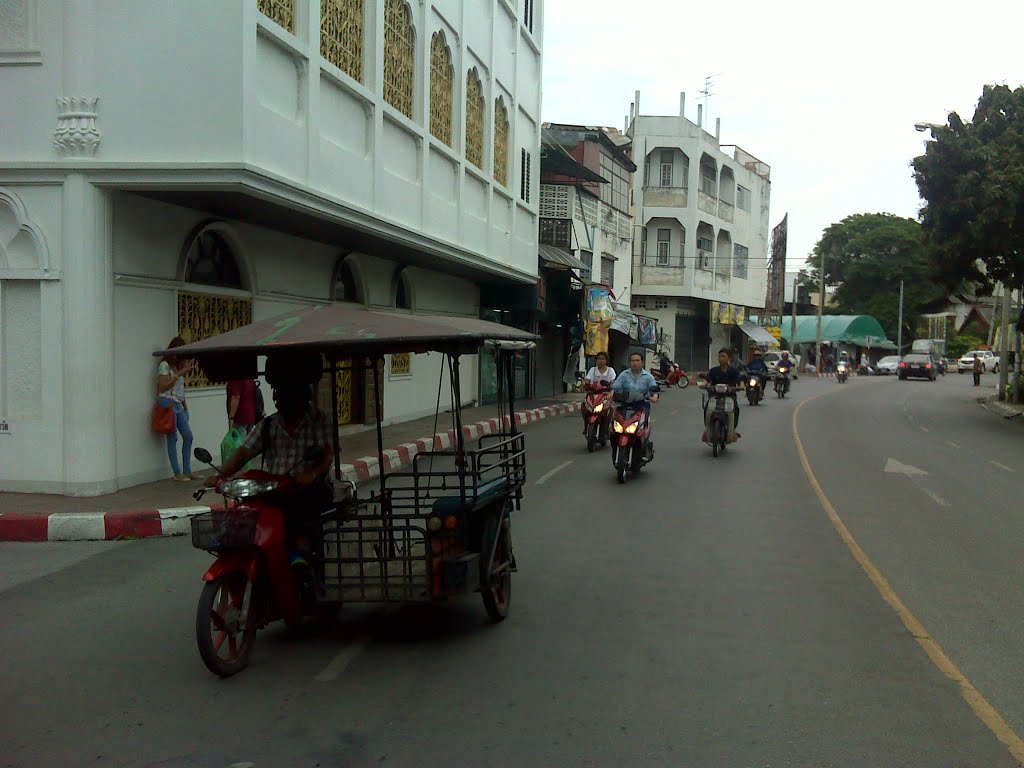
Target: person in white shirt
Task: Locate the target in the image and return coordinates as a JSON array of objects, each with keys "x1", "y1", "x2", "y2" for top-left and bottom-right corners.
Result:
[{"x1": 584, "y1": 352, "x2": 617, "y2": 390}]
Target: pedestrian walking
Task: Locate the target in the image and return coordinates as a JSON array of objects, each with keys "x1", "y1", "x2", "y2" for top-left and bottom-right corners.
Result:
[
  {"x1": 226, "y1": 378, "x2": 258, "y2": 434},
  {"x1": 156, "y1": 336, "x2": 200, "y2": 481},
  {"x1": 972, "y1": 353, "x2": 983, "y2": 386}
]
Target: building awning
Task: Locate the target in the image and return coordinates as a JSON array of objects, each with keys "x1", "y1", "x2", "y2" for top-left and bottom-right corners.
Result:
[
  {"x1": 781, "y1": 314, "x2": 896, "y2": 349},
  {"x1": 540, "y1": 244, "x2": 589, "y2": 272},
  {"x1": 739, "y1": 321, "x2": 779, "y2": 348}
]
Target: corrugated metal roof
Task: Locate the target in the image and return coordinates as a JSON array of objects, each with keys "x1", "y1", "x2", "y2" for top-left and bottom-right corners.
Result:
[{"x1": 539, "y1": 244, "x2": 589, "y2": 272}]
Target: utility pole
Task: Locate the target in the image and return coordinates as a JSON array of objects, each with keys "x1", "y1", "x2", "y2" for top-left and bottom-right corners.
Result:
[
  {"x1": 987, "y1": 284, "x2": 1001, "y2": 348},
  {"x1": 791, "y1": 276, "x2": 798, "y2": 365},
  {"x1": 1014, "y1": 285, "x2": 1022, "y2": 404},
  {"x1": 998, "y1": 282, "x2": 1010, "y2": 400},
  {"x1": 816, "y1": 258, "x2": 825, "y2": 374},
  {"x1": 896, "y1": 280, "x2": 904, "y2": 356}
]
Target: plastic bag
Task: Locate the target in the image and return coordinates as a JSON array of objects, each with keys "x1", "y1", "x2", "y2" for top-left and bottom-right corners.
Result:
[{"x1": 220, "y1": 427, "x2": 246, "y2": 466}]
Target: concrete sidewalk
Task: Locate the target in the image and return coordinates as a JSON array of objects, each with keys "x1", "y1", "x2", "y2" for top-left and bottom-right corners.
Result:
[{"x1": 0, "y1": 394, "x2": 582, "y2": 542}]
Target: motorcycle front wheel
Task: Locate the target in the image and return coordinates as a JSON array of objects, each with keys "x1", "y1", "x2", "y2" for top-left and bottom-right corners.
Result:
[
  {"x1": 677, "y1": 375, "x2": 689, "y2": 389},
  {"x1": 711, "y1": 421, "x2": 722, "y2": 457},
  {"x1": 196, "y1": 572, "x2": 258, "y2": 678},
  {"x1": 587, "y1": 422, "x2": 597, "y2": 453}
]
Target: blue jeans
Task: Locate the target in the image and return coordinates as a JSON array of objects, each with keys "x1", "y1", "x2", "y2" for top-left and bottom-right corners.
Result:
[{"x1": 161, "y1": 399, "x2": 193, "y2": 476}]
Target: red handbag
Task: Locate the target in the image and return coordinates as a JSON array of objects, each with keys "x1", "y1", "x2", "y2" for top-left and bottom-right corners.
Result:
[{"x1": 152, "y1": 375, "x2": 176, "y2": 434}]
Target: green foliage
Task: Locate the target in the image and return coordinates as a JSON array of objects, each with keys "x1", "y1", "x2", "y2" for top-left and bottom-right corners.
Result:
[
  {"x1": 913, "y1": 84, "x2": 1024, "y2": 293},
  {"x1": 805, "y1": 213, "x2": 946, "y2": 342},
  {"x1": 946, "y1": 333, "x2": 985, "y2": 360}
]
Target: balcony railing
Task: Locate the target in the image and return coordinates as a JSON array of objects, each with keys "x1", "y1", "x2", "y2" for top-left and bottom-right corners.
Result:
[
  {"x1": 718, "y1": 200, "x2": 734, "y2": 223},
  {"x1": 635, "y1": 252, "x2": 684, "y2": 268},
  {"x1": 698, "y1": 192, "x2": 718, "y2": 216},
  {"x1": 641, "y1": 186, "x2": 688, "y2": 209}
]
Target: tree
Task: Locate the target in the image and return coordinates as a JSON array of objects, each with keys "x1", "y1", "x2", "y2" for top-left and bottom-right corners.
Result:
[
  {"x1": 805, "y1": 213, "x2": 946, "y2": 342},
  {"x1": 913, "y1": 84, "x2": 1024, "y2": 311}
]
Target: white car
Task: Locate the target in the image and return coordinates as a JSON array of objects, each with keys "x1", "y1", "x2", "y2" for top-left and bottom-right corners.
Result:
[
  {"x1": 763, "y1": 351, "x2": 800, "y2": 373},
  {"x1": 957, "y1": 350, "x2": 1000, "y2": 374},
  {"x1": 875, "y1": 355, "x2": 902, "y2": 375}
]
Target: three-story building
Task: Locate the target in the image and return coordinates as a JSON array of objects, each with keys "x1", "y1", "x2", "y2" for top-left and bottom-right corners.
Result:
[{"x1": 0, "y1": 0, "x2": 544, "y2": 495}]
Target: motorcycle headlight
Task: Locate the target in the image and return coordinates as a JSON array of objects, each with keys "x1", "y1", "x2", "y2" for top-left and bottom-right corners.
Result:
[
  {"x1": 749, "y1": 378, "x2": 758, "y2": 387},
  {"x1": 613, "y1": 421, "x2": 624, "y2": 433},
  {"x1": 220, "y1": 479, "x2": 278, "y2": 498},
  {"x1": 594, "y1": 402, "x2": 604, "y2": 413},
  {"x1": 625, "y1": 423, "x2": 638, "y2": 434}
]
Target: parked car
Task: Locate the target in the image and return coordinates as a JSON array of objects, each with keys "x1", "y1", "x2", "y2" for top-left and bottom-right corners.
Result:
[
  {"x1": 899, "y1": 354, "x2": 938, "y2": 381},
  {"x1": 876, "y1": 355, "x2": 901, "y2": 375},
  {"x1": 957, "y1": 350, "x2": 1000, "y2": 374}
]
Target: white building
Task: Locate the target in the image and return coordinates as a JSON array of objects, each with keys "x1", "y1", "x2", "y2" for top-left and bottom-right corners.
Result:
[
  {"x1": 0, "y1": 0, "x2": 544, "y2": 495},
  {"x1": 627, "y1": 91, "x2": 771, "y2": 371}
]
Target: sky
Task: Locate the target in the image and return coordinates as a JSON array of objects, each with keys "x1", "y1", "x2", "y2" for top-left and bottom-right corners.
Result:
[{"x1": 540, "y1": 0, "x2": 1023, "y2": 274}]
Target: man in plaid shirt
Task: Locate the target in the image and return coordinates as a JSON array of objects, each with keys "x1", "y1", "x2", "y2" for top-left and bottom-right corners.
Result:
[{"x1": 209, "y1": 350, "x2": 335, "y2": 565}]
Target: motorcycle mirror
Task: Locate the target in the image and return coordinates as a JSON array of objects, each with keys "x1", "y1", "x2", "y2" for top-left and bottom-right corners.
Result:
[{"x1": 194, "y1": 448, "x2": 214, "y2": 465}]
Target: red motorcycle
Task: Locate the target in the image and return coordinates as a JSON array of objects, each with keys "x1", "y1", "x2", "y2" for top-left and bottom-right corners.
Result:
[
  {"x1": 581, "y1": 383, "x2": 612, "y2": 453},
  {"x1": 650, "y1": 363, "x2": 689, "y2": 389},
  {"x1": 189, "y1": 446, "x2": 339, "y2": 677},
  {"x1": 610, "y1": 394, "x2": 658, "y2": 484}
]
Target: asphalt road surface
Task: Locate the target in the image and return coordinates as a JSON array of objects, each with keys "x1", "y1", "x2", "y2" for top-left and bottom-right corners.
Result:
[{"x1": 2, "y1": 373, "x2": 1022, "y2": 768}]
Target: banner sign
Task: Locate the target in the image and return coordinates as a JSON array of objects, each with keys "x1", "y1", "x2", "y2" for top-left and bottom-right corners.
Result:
[{"x1": 710, "y1": 301, "x2": 746, "y2": 325}]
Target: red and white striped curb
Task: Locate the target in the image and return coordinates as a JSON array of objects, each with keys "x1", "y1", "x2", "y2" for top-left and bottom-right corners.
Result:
[{"x1": 0, "y1": 401, "x2": 581, "y2": 542}]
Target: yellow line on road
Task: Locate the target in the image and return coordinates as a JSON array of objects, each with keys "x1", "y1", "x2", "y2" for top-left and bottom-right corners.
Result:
[{"x1": 793, "y1": 391, "x2": 1024, "y2": 765}]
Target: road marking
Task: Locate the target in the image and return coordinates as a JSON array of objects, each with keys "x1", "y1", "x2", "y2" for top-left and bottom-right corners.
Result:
[
  {"x1": 920, "y1": 426, "x2": 930, "y2": 433},
  {"x1": 989, "y1": 460, "x2": 1016, "y2": 474},
  {"x1": 536, "y1": 460, "x2": 573, "y2": 485},
  {"x1": 946, "y1": 441, "x2": 960, "y2": 449},
  {"x1": 315, "y1": 639, "x2": 370, "y2": 682},
  {"x1": 920, "y1": 487, "x2": 951, "y2": 507},
  {"x1": 884, "y1": 458, "x2": 928, "y2": 476},
  {"x1": 793, "y1": 392, "x2": 1024, "y2": 766}
]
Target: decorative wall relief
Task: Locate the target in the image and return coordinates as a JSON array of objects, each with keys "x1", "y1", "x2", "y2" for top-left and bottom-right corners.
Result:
[{"x1": 53, "y1": 97, "x2": 100, "y2": 157}]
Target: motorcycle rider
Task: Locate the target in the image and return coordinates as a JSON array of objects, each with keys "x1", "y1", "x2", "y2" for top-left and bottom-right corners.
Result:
[
  {"x1": 745, "y1": 349, "x2": 769, "y2": 394},
  {"x1": 208, "y1": 349, "x2": 335, "y2": 567},
  {"x1": 582, "y1": 351, "x2": 616, "y2": 435},
  {"x1": 702, "y1": 347, "x2": 742, "y2": 442},
  {"x1": 612, "y1": 352, "x2": 660, "y2": 456},
  {"x1": 776, "y1": 350, "x2": 794, "y2": 392}
]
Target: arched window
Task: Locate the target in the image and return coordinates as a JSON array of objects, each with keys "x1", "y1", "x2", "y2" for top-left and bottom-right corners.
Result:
[
  {"x1": 321, "y1": 0, "x2": 364, "y2": 83},
  {"x1": 332, "y1": 257, "x2": 363, "y2": 303},
  {"x1": 393, "y1": 268, "x2": 412, "y2": 310},
  {"x1": 429, "y1": 31, "x2": 453, "y2": 145},
  {"x1": 183, "y1": 228, "x2": 243, "y2": 289},
  {"x1": 465, "y1": 68, "x2": 484, "y2": 169},
  {"x1": 383, "y1": 0, "x2": 415, "y2": 119},
  {"x1": 493, "y1": 96, "x2": 509, "y2": 187}
]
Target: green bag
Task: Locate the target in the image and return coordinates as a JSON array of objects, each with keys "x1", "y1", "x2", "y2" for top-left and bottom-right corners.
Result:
[{"x1": 220, "y1": 427, "x2": 246, "y2": 467}]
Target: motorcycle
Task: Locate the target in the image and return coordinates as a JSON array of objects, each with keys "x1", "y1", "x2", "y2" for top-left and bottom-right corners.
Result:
[
  {"x1": 745, "y1": 372, "x2": 765, "y2": 405},
  {"x1": 189, "y1": 445, "x2": 341, "y2": 677},
  {"x1": 702, "y1": 383, "x2": 738, "y2": 458},
  {"x1": 774, "y1": 368, "x2": 791, "y2": 398},
  {"x1": 650, "y1": 362, "x2": 690, "y2": 389},
  {"x1": 837, "y1": 362, "x2": 848, "y2": 383},
  {"x1": 582, "y1": 383, "x2": 612, "y2": 453},
  {"x1": 610, "y1": 389, "x2": 659, "y2": 484}
]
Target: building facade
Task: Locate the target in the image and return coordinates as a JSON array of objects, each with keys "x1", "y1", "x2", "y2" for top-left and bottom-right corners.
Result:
[
  {"x1": 627, "y1": 92, "x2": 771, "y2": 371},
  {"x1": 0, "y1": 0, "x2": 544, "y2": 495}
]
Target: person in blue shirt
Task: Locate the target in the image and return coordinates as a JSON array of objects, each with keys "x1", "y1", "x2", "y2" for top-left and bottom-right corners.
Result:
[{"x1": 612, "y1": 352, "x2": 660, "y2": 415}]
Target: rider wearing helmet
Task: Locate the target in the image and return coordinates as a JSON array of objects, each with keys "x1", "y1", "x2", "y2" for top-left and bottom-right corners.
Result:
[
  {"x1": 209, "y1": 349, "x2": 335, "y2": 566},
  {"x1": 746, "y1": 348, "x2": 768, "y2": 375},
  {"x1": 777, "y1": 350, "x2": 794, "y2": 373}
]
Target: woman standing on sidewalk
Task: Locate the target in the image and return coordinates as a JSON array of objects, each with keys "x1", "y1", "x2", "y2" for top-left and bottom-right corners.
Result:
[{"x1": 157, "y1": 337, "x2": 200, "y2": 481}]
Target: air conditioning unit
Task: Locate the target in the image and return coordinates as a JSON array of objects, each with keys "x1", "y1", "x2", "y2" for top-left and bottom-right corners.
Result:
[{"x1": 701, "y1": 253, "x2": 712, "y2": 269}]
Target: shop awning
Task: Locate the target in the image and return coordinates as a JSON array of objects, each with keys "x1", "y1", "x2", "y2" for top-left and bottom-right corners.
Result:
[
  {"x1": 739, "y1": 321, "x2": 779, "y2": 348},
  {"x1": 540, "y1": 244, "x2": 589, "y2": 272},
  {"x1": 781, "y1": 315, "x2": 896, "y2": 349}
]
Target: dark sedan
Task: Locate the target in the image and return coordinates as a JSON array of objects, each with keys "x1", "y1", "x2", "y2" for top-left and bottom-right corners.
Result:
[{"x1": 899, "y1": 354, "x2": 938, "y2": 381}]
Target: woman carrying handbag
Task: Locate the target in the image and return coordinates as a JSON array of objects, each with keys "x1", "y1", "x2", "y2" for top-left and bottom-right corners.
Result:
[{"x1": 155, "y1": 336, "x2": 200, "y2": 481}]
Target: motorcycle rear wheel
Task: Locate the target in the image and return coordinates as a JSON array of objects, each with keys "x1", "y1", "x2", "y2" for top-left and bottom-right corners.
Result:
[
  {"x1": 196, "y1": 572, "x2": 258, "y2": 677},
  {"x1": 481, "y1": 506, "x2": 512, "y2": 622}
]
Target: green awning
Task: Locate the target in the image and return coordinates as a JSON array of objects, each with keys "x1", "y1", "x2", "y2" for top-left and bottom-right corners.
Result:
[{"x1": 781, "y1": 315, "x2": 896, "y2": 350}]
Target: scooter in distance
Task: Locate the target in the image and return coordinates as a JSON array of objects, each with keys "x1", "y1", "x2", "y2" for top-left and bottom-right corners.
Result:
[
  {"x1": 581, "y1": 382, "x2": 612, "y2": 453},
  {"x1": 610, "y1": 388, "x2": 659, "y2": 484},
  {"x1": 746, "y1": 373, "x2": 765, "y2": 405},
  {"x1": 836, "y1": 362, "x2": 849, "y2": 383},
  {"x1": 650, "y1": 362, "x2": 690, "y2": 389},
  {"x1": 774, "y1": 368, "x2": 791, "y2": 398}
]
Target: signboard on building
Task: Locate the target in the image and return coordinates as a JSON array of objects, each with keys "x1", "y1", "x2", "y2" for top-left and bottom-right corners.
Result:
[
  {"x1": 767, "y1": 326, "x2": 782, "y2": 341},
  {"x1": 0, "y1": 418, "x2": 11, "y2": 436},
  {"x1": 710, "y1": 301, "x2": 746, "y2": 325}
]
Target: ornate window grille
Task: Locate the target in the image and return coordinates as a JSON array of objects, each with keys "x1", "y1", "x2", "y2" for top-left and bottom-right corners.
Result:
[
  {"x1": 539, "y1": 185, "x2": 570, "y2": 218},
  {"x1": 321, "y1": 0, "x2": 364, "y2": 82},
  {"x1": 177, "y1": 292, "x2": 253, "y2": 388},
  {"x1": 390, "y1": 353, "x2": 412, "y2": 376},
  {"x1": 384, "y1": 0, "x2": 415, "y2": 119},
  {"x1": 429, "y1": 32, "x2": 453, "y2": 144},
  {"x1": 257, "y1": 0, "x2": 295, "y2": 33},
  {"x1": 465, "y1": 68, "x2": 484, "y2": 168},
  {"x1": 184, "y1": 229, "x2": 243, "y2": 289},
  {"x1": 493, "y1": 97, "x2": 509, "y2": 186}
]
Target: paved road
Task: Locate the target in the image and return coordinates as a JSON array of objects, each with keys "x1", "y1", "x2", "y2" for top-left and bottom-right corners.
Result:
[{"x1": 2, "y1": 374, "x2": 1021, "y2": 767}]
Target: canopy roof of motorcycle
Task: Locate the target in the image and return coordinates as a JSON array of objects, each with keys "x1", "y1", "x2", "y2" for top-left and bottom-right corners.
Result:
[
  {"x1": 154, "y1": 303, "x2": 537, "y2": 381},
  {"x1": 781, "y1": 315, "x2": 896, "y2": 350}
]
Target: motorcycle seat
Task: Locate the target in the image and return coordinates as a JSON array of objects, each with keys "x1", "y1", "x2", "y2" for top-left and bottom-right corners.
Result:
[{"x1": 431, "y1": 476, "x2": 510, "y2": 514}]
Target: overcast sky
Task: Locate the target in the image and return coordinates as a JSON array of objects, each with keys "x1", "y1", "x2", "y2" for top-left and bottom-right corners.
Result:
[{"x1": 541, "y1": 0, "x2": 1023, "y2": 273}]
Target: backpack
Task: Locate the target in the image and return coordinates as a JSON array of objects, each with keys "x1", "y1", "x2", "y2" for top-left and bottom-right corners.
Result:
[{"x1": 253, "y1": 380, "x2": 266, "y2": 422}]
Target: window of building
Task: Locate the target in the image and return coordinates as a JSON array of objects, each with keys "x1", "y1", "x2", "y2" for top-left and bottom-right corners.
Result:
[
  {"x1": 601, "y1": 255, "x2": 614, "y2": 288},
  {"x1": 737, "y1": 185, "x2": 752, "y2": 212},
  {"x1": 429, "y1": 32, "x2": 453, "y2": 145},
  {"x1": 524, "y1": 0, "x2": 534, "y2": 33},
  {"x1": 697, "y1": 235, "x2": 714, "y2": 270},
  {"x1": 321, "y1": 0, "x2": 364, "y2": 82},
  {"x1": 643, "y1": 161, "x2": 650, "y2": 186},
  {"x1": 654, "y1": 297, "x2": 670, "y2": 310},
  {"x1": 539, "y1": 218, "x2": 571, "y2": 248},
  {"x1": 395, "y1": 272, "x2": 411, "y2": 309},
  {"x1": 258, "y1": 0, "x2": 295, "y2": 33},
  {"x1": 384, "y1": 0, "x2": 415, "y2": 119},
  {"x1": 332, "y1": 258, "x2": 362, "y2": 303},
  {"x1": 679, "y1": 228, "x2": 686, "y2": 262},
  {"x1": 640, "y1": 227, "x2": 647, "y2": 257},
  {"x1": 520, "y1": 148, "x2": 532, "y2": 203},
  {"x1": 493, "y1": 97, "x2": 509, "y2": 187},
  {"x1": 733, "y1": 244, "x2": 749, "y2": 279},
  {"x1": 657, "y1": 228, "x2": 670, "y2": 266},
  {"x1": 390, "y1": 353, "x2": 411, "y2": 377},
  {"x1": 660, "y1": 150, "x2": 673, "y2": 187},
  {"x1": 184, "y1": 229, "x2": 243, "y2": 289},
  {"x1": 599, "y1": 152, "x2": 630, "y2": 213},
  {"x1": 465, "y1": 68, "x2": 484, "y2": 168}
]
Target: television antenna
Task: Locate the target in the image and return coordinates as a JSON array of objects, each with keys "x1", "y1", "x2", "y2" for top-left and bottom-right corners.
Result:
[{"x1": 699, "y1": 73, "x2": 722, "y2": 126}]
